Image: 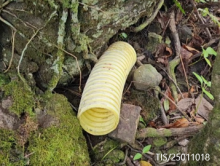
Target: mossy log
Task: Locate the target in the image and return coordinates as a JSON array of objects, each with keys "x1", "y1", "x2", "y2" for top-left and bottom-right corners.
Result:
[{"x1": 136, "y1": 125, "x2": 203, "y2": 138}]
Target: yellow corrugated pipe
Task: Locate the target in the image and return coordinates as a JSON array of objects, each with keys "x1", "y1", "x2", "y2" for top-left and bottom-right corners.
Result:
[{"x1": 77, "y1": 41, "x2": 137, "y2": 135}]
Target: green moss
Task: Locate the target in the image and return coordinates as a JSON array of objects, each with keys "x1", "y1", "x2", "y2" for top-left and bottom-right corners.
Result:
[
  {"x1": 3, "y1": 81, "x2": 35, "y2": 116},
  {"x1": 0, "y1": 129, "x2": 24, "y2": 165},
  {"x1": 147, "y1": 128, "x2": 172, "y2": 137},
  {"x1": 93, "y1": 139, "x2": 124, "y2": 165},
  {"x1": 28, "y1": 94, "x2": 90, "y2": 165},
  {"x1": 153, "y1": 137, "x2": 167, "y2": 147},
  {"x1": 167, "y1": 147, "x2": 180, "y2": 155},
  {"x1": 125, "y1": 89, "x2": 160, "y2": 124},
  {"x1": 0, "y1": 73, "x2": 10, "y2": 88}
]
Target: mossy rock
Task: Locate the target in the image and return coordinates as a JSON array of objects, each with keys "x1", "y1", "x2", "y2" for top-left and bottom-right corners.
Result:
[
  {"x1": 93, "y1": 138, "x2": 124, "y2": 165},
  {"x1": 153, "y1": 137, "x2": 167, "y2": 147},
  {"x1": 3, "y1": 80, "x2": 35, "y2": 116},
  {"x1": 0, "y1": 129, "x2": 24, "y2": 165},
  {"x1": 28, "y1": 94, "x2": 90, "y2": 165}
]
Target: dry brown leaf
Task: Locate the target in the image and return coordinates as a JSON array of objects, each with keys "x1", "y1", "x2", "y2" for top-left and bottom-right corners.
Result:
[
  {"x1": 194, "y1": 116, "x2": 205, "y2": 124},
  {"x1": 171, "y1": 118, "x2": 189, "y2": 128},
  {"x1": 182, "y1": 44, "x2": 200, "y2": 54},
  {"x1": 190, "y1": 85, "x2": 198, "y2": 94},
  {"x1": 178, "y1": 92, "x2": 190, "y2": 101},
  {"x1": 195, "y1": 95, "x2": 213, "y2": 120},
  {"x1": 181, "y1": 47, "x2": 193, "y2": 59},
  {"x1": 160, "y1": 118, "x2": 190, "y2": 128},
  {"x1": 164, "y1": 87, "x2": 176, "y2": 111},
  {"x1": 177, "y1": 98, "x2": 194, "y2": 112},
  {"x1": 139, "y1": 160, "x2": 152, "y2": 166},
  {"x1": 165, "y1": 47, "x2": 173, "y2": 57}
]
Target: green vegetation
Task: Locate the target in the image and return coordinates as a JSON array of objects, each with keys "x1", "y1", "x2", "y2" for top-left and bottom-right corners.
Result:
[
  {"x1": 193, "y1": 72, "x2": 214, "y2": 100},
  {"x1": 199, "y1": 8, "x2": 220, "y2": 27},
  {"x1": 3, "y1": 80, "x2": 35, "y2": 116},
  {"x1": 139, "y1": 116, "x2": 147, "y2": 127},
  {"x1": 0, "y1": 74, "x2": 10, "y2": 88},
  {"x1": 192, "y1": 46, "x2": 217, "y2": 100},
  {"x1": 28, "y1": 94, "x2": 90, "y2": 165},
  {"x1": 173, "y1": 0, "x2": 185, "y2": 14},
  {"x1": 201, "y1": 46, "x2": 217, "y2": 67},
  {"x1": 119, "y1": 32, "x2": 128, "y2": 40},
  {"x1": 93, "y1": 139, "x2": 124, "y2": 165},
  {"x1": 133, "y1": 145, "x2": 151, "y2": 160}
]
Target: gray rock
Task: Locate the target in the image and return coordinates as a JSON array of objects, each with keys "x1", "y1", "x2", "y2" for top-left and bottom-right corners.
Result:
[
  {"x1": 133, "y1": 64, "x2": 162, "y2": 90},
  {"x1": 109, "y1": 104, "x2": 141, "y2": 144}
]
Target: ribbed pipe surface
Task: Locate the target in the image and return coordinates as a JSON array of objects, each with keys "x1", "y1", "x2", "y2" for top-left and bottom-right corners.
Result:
[{"x1": 77, "y1": 41, "x2": 136, "y2": 135}]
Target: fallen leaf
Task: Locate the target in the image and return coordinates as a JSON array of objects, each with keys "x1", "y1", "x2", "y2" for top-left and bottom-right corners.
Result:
[
  {"x1": 189, "y1": 85, "x2": 198, "y2": 94},
  {"x1": 194, "y1": 116, "x2": 205, "y2": 123},
  {"x1": 178, "y1": 92, "x2": 190, "y2": 101},
  {"x1": 195, "y1": 95, "x2": 213, "y2": 120},
  {"x1": 177, "y1": 98, "x2": 194, "y2": 112},
  {"x1": 160, "y1": 118, "x2": 190, "y2": 128},
  {"x1": 139, "y1": 160, "x2": 152, "y2": 166},
  {"x1": 164, "y1": 87, "x2": 176, "y2": 111},
  {"x1": 182, "y1": 44, "x2": 200, "y2": 54},
  {"x1": 171, "y1": 118, "x2": 190, "y2": 128},
  {"x1": 165, "y1": 47, "x2": 173, "y2": 57}
]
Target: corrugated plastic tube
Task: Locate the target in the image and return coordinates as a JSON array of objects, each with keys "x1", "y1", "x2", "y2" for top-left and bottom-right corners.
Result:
[{"x1": 77, "y1": 41, "x2": 137, "y2": 135}]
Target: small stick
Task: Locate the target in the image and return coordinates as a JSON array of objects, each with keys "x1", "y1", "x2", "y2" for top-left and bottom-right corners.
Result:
[{"x1": 4, "y1": 29, "x2": 16, "y2": 73}]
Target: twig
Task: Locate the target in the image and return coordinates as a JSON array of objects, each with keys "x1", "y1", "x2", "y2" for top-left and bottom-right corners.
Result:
[
  {"x1": 17, "y1": 28, "x2": 42, "y2": 83},
  {"x1": 168, "y1": 10, "x2": 181, "y2": 102},
  {"x1": 4, "y1": 29, "x2": 16, "y2": 73},
  {"x1": 179, "y1": 49, "x2": 190, "y2": 91},
  {"x1": 160, "y1": 102, "x2": 169, "y2": 125},
  {"x1": 123, "y1": 81, "x2": 134, "y2": 96},
  {"x1": 0, "y1": 16, "x2": 16, "y2": 31},
  {"x1": 2, "y1": 9, "x2": 38, "y2": 30},
  {"x1": 0, "y1": 0, "x2": 12, "y2": 8},
  {"x1": 133, "y1": 0, "x2": 164, "y2": 32}
]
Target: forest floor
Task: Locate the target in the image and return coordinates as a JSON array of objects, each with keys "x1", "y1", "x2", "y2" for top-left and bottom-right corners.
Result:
[
  {"x1": 58, "y1": 1, "x2": 220, "y2": 166},
  {"x1": 0, "y1": 0, "x2": 220, "y2": 166}
]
